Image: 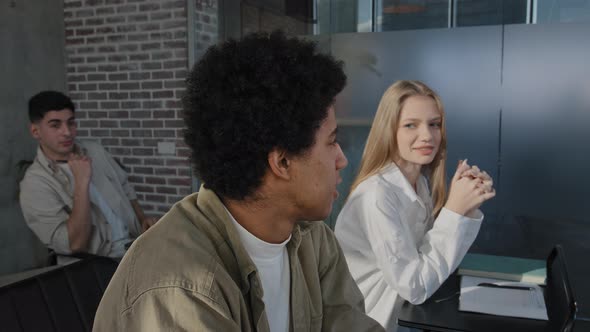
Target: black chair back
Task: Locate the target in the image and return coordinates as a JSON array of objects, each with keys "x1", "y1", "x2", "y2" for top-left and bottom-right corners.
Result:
[
  {"x1": 0, "y1": 256, "x2": 117, "y2": 331},
  {"x1": 546, "y1": 245, "x2": 577, "y2": 332}
]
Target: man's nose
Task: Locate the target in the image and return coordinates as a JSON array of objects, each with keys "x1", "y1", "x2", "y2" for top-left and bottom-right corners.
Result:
[
  {"x1": 336, "y1": 145, "x2": 348, "y2": 170},
  {"x1": 61, "y1": 124, "x2": 72, "y2": 136}
]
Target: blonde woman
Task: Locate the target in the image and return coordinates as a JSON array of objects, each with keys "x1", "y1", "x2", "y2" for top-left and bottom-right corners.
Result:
[{"x1": 335, "y1": 80, "x2": 495, "y2": 332}]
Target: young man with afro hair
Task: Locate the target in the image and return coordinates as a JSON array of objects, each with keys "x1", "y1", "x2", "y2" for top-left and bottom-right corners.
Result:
[{"x1": 94, "y1": 31, "x2": 384, "y2": 331}]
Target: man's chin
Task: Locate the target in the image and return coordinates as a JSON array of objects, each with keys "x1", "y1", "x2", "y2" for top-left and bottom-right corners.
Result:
[
  {"x1": 309, "y1": 206, "x2": 333, "y2": 222},
  {"x1": 61, "y1": 146, "x2": 75, "y2": 154}
]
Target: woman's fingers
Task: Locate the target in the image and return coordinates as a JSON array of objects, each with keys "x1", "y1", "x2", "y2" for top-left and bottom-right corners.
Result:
[
  {"x1": 476, "y1": 180, "x2": 493, "y2": 193},
  {"x1": 480, "y1": 188, "x2": 496, "y2": 201},
  {"x1": 453, "y1": 159, "x2": 471, "y2": 183},
  {"x1": 459, "y1": 166, "x2": 493, "y2": 186}
]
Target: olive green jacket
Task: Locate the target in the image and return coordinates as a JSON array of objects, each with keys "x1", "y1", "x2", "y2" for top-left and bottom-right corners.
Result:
[{"x1": 93, "y1": 187, "x2": 383, "y2": 332}]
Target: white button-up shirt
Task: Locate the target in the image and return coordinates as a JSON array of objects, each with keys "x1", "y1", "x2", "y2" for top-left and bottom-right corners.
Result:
[{"x1": 335, "y1": 163, "x2": 482, "y2": 332}]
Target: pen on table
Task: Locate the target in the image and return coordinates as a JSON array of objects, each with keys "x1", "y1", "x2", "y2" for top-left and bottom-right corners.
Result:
[{"x1": 477, "y1": 282, "x2": 534, "y2": 291}]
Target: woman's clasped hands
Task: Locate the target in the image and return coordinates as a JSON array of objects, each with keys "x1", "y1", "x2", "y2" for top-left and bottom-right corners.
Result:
[{"x1": 444, "y1": 159, "x2": 496, "y2": 217}]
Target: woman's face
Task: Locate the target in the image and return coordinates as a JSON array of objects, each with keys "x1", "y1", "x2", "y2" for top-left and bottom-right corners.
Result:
[{"x1": 395, "y1": 95, "x2": 442, "y2": 170}]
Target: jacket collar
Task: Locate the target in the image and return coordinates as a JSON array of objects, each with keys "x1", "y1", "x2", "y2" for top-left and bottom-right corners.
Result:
[
  {"x1": 193, "y1": 186, "x2": 257, "y2": 295},
  {"x1": 35, "y1": 142, "x2": 85, "y2": 174},
  {"x1": 192, "y1": 185, "x2": 315, "y2": 296},
  {"x1": 34, "y1": 143, "x2": 85, "y2": 196}
]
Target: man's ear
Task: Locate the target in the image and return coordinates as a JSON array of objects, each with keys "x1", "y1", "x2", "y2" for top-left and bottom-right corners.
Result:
[
  {"x1": 268, "y1": 148, "x2": 291, "y2": 180},
  {"x1": 30, "y1": 123, "x2": 40, "y2": 139}
]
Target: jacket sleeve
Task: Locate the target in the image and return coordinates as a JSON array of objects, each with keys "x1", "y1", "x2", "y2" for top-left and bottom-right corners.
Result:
[
  {"x1": 363, "y1": 188, "x2": 482, "y2": 304},
  {"x1": 94, "y1": 285, "x2": 241, "y2": 332},
  {"x1": 19, "y1": 175, "x2": 73, "y2": 255},
  {"x1": 318, "y1": 224, "x2": 385, "y2": 332}
]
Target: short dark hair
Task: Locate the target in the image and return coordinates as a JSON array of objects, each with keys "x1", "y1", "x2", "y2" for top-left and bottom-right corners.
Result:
[
  {"x1": 183, "y1": 31, "x2": 346, "y2": 200},
  {"x1": 28, "y1": 91, "x2": 75, "y2": 123}
]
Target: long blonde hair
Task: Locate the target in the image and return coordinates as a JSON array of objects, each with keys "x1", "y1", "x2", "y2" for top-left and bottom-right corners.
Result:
[{"x1": 350, "y1": 80, "x2": 448, "y2": 216}]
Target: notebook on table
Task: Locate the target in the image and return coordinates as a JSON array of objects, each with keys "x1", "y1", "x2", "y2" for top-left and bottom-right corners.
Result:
[{"x1": 458, "y1": 253, "x2": 546, "y2": 285}]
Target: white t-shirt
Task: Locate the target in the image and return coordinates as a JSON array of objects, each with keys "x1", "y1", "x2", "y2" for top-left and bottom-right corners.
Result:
[
  {"x1": 335, "y1": 163, "x2": 483, "y2": 332},
  {"x1": 228, "y1": 210, "x2": 291, "y2": 332}
]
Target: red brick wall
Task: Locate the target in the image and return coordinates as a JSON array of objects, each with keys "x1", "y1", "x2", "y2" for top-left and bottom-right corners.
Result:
[{"x1": 63, "y1": 0, "x2": 193, "y2": 215}]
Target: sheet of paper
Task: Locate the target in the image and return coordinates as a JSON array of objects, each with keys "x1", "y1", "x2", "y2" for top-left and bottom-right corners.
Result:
[{"x1": 459, "y1": 276, "x2": 548, "y2": 320}]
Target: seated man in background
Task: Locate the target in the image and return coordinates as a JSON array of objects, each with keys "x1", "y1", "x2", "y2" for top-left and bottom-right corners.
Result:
[
  {"x1": 93, "y1": 31, "x2": 383, "y2": 331},
  {"x1": 19, "y1": 91, "x2": 156, "y2": 263}
]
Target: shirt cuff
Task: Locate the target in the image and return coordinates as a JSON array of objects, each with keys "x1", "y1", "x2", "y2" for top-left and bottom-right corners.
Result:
[{"x1": 440, "y1": 207, "x2": 483, "y2": 222}]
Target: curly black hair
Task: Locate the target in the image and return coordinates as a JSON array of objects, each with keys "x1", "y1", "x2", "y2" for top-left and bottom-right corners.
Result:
[{"x1": 183, "y1": 31, "x2": 346, "y2": 200}]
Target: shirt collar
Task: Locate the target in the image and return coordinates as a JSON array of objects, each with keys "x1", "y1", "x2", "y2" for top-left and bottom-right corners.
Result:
[
  {"x1": 379, "y1": 162, "x2": 430, "y2": 205},
  {"x1": 35, "y1": 142, "x2": 84, "y2": 174},
  {"x1": 225, "y1": 205, "x2": 290, "y2": 261}
]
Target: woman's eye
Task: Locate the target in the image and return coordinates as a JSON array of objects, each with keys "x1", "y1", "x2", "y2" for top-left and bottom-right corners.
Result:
[{"x1": 404, "y1": 123, "x2": 416, "y2": 128}]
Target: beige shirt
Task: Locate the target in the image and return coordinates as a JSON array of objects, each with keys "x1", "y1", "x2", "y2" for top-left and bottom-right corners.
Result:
[
  {"x1": 19, "y1": 140, "x2": 141, "y2": 258},
  {"x1": 93, "y1": 187, "x2": 384, "y2": 332}
]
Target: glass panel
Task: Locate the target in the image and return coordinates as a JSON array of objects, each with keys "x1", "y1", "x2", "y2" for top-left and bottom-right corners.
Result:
[
  {"x1": 194, "y1": 0, "x2": 220, "y2": 60},
  {"x1": 357, "y1": 0, "x2": 375, "y2": 32},
  {"x1": 316, "y1": 0, "x2": 332, "y2": 34},
  {"x1": 536, "y1": 0, "x2": 590, "y2": 24},
  {"x1": 501, "y1": 23, "x2": 590, "y2": 221},
  {"x1": 241, "y1": 0, "x2": 314, "y2": 35},
  {"x1": 376, "y1": 0, "x2": 449, "y2": 32},
  {"x1": 456, "y1": 0, "x2": 527, "y2": 27},
  {"x1": 327, "y1": 0, "x2": 373, "y2": 33}
]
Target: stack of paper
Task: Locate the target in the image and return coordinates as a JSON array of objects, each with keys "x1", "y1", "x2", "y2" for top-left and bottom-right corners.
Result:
[{"x1": 459, "y1": 275, "x2": 548, "y2": 320}]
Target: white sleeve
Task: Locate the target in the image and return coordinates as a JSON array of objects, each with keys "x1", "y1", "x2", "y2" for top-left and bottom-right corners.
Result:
[
  {"x1": 362, "y1": 189, "x2": 482, "y2": 304},
  {"x1": 94, "y1": 142, "x2": 137, "y2": 200}
]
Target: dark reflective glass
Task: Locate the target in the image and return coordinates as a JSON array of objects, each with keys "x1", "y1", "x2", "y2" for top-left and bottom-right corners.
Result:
[
  {"x1": 238, "y1": 0, "x2": 314, "y2": 36},
  {"x1": 536, "y1": 0, "x2": 590, "y2": 24},
  {"x1": 456, "y1": 0, "x2": 528, "y2": 27},
  {"x1": 377, "y1": 0, "x2": 449, "y2": 31}
]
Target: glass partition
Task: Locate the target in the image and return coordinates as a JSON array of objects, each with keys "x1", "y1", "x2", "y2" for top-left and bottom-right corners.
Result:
[
  {"x1": 376, "y1": 0, "x2": 449, "y2": 31},
  {"x1": 535, "y1": 0, "x2": 590, "y2": 23},
  {"x1": 216, "y1": 0, "x2": 590, "y2": 37},
  {"x1": 455, "y1": 0, "x2": 528, "y2": 27}
]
